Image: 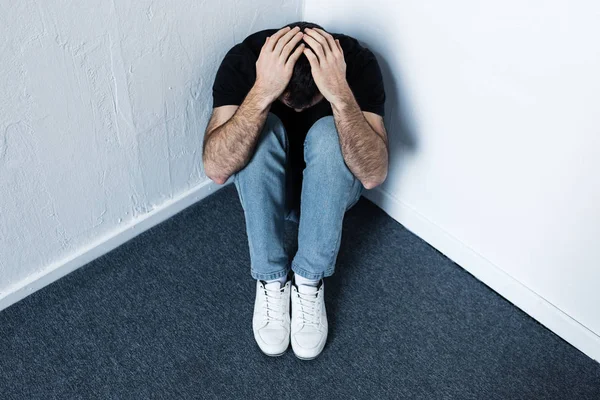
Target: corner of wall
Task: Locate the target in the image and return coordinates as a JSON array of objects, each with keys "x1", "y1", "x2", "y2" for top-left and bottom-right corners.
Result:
[{"x1": 364, "y1": 186, "x2": 600, "y2": 363}]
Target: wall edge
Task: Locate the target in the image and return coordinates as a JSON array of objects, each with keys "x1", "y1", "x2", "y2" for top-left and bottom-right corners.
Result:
[
  {"x1": 0, "y1": 179, "x2": 232, "y2": 312},
  {"x1": 363, "y1": 186, "x2": 600, "y2": 364}
]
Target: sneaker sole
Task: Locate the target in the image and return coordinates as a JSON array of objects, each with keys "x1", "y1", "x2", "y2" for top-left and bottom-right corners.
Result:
[
  {"x1": 292, "y1": 351, "x2": 321, "y2": 361},
  {"x1": 258, "y1": 345, "x2": 289, "y2": 357},
  {"x1": 261, "y1": 349, "x2": 288, "y2": 357}
]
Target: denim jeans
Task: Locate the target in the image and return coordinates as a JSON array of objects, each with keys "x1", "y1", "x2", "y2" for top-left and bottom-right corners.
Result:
[{"x1": 233, "y1": 113, "x2": 364, "y2": 281}]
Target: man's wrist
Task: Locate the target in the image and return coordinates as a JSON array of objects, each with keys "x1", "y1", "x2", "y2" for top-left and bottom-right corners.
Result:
[
  {"x1": 251, "y1": 82, "x2": 277, "y2": 110},
  {"x1": 330, "y1": 84, "x2": 355, "y2": 113}
]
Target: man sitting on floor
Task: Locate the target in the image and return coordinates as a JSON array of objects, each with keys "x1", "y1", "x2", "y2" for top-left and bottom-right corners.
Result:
[{"x1": 202, "y1": 21, "x2": 388, "y2": 360}]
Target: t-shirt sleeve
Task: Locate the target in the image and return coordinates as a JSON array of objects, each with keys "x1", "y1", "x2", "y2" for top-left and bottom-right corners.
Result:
[
  {"x1": 212, "y1": 44, "x2": 256, "y2": 108},
  {"x1": 349, "y1": 49, "x2": 386, "y2": 117}
]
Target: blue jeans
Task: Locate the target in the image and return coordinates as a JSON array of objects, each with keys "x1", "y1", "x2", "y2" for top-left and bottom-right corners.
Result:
[{"x1": 233, "y1": 113, "x2": 364, "y2": 281}]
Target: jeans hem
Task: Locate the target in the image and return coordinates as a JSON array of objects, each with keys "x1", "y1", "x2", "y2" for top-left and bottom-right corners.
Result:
[
  {"x1": 291, "y1": 262, "x2": 335, "y2": 280},
  {"x1": 251, "y1": 268, "x2": 290, "y2": 281}
]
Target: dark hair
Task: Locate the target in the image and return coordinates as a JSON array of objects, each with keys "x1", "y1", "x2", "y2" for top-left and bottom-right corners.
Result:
[{"x1": 281, "y1": 21, "x2": 325, "y2": 109}]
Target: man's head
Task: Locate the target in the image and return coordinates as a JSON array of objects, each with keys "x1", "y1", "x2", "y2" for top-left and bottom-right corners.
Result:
[{"x1": 278, "y1": 21, "x2": 326, "y2": 112}]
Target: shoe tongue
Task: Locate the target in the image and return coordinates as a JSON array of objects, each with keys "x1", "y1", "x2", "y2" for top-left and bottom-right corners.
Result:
[
  {"x1": 297, "y1": 284, "x2": 318, "y2": 295},
  {"x1": 264, "y1": 281, "x2": 282, "y2": 291}
]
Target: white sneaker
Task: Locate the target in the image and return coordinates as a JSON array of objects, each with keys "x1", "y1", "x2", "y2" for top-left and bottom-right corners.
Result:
[
  {"x1": 252, "y1": 279, "x2": 291, "y2": 356},
  {"x1": 290, "y1": 277, "x2": 328, "y2": 360}
]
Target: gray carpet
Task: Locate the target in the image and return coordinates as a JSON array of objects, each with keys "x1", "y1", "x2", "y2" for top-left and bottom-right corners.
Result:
[{"x1": 0, "y1": 184, "x2": 598, "y2": 399}]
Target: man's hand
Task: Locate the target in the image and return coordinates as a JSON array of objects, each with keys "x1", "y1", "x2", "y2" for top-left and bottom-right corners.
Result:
[
  {"x1": 254, "y1": 26, "x2": 305, "y2": 104},
  {"x1": 302, "y1": 28, "x2": 352, "y2": 106}
]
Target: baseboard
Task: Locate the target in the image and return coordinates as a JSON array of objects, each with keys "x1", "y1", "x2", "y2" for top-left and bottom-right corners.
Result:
[
  {"x1": 363, "y1": 187, "x2": 600, "y2": 363},
  {"x1": 0, "y1": 179, "x2": 231, "y2": 313}
]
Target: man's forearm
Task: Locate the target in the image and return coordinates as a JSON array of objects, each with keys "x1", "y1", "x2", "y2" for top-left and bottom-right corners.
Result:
[
  {"x1": 331, "y1": 89, "x2": 388, "y2": 189},
  {"x1": 203, "y1": 85, "x2": 272, "y2": 182}
]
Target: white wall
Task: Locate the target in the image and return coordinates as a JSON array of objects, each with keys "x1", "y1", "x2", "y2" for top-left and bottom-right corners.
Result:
[
  {"x1": 0, "y1": 1, "x2": 302, "y2": 304},
  {"x1": 305, "y1": 0, "x2": 600, "y2": 360}
]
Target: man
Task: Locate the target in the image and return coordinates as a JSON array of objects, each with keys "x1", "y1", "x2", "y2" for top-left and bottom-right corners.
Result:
[{"x1": 202, "y1": 21, "x2": 388, "y2": 360}]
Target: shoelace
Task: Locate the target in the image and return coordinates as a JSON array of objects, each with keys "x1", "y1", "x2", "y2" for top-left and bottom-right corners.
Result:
[
  {"x1": 295, "y1": 290, "x2": 320, "y2": 328},
  {"x1": 261, "y1": 285, "x2": 286, "y2": 324}
]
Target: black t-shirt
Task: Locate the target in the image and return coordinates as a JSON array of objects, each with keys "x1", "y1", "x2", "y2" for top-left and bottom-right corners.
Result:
[{"x1": 212, "y1": 28, "x2": 386, "y2": 203}]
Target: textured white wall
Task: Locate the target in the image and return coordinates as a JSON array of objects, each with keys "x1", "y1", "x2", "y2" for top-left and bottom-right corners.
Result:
[
  {"x1": 0, "y1": 1, "x2": 302, "y2": 297},
  {"x1": 305, "y1": 0, "x2": 600, "y2": 340}
]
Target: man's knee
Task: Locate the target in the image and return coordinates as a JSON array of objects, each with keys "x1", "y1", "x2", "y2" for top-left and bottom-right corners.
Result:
[
  {"x1": 304, "y1": 116, "x2": 343, "y2": 162},
  {"x1": 258, "y1": 112, "x2": 287, "y2": 150},
  {"x1": 236, "y1": 112, "x2": 287, "y2": 177}
]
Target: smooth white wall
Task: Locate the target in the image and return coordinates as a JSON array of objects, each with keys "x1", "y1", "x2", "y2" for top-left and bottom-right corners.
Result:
[
  {"x1": 0, "y1": 1, "x2": 302, "y2": 299},
  {"x1": 305, "y1": 1, "x2": 600, "y2": 344}
]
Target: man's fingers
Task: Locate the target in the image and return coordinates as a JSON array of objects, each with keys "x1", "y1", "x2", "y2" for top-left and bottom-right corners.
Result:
[
  {"x1": 286, "y1": 43, "x2": 305, "y2": 68},
  {"x1": 335, "y1": 39, "x2": 343, "y2": 55},
  {"x1": 313, "y1": 28, "x2": 337, "y2": 54},
  {"x1": 302, "y1": 34, "x2": 325, "y2": 60},
  {"x1": 274, "y1": 26, "x2": 301, "y2": 55},
  {"x1": 304, "y1": 28, "x2": 332, "y2": 53},
  {"x1": 280, "y1": 30, "x2": 303, "y2": 59},
  {"x1": 267, "y1": 26, "x2": 292, "y2": 51},
  {"x1": 303, "y1": 47, "x2": 319, "y2": 69}
]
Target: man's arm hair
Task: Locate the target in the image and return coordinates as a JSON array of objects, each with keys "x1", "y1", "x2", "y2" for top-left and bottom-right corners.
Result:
[
  {"x1": 332, "y1": 94, "x2": 389, "y2": 190},
  {"x1": 202, "y1": 84, "x2": 273, "y2": 184},
  {"x1": 203, "y1": 26, "x2": 305, "y2": 184}
]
